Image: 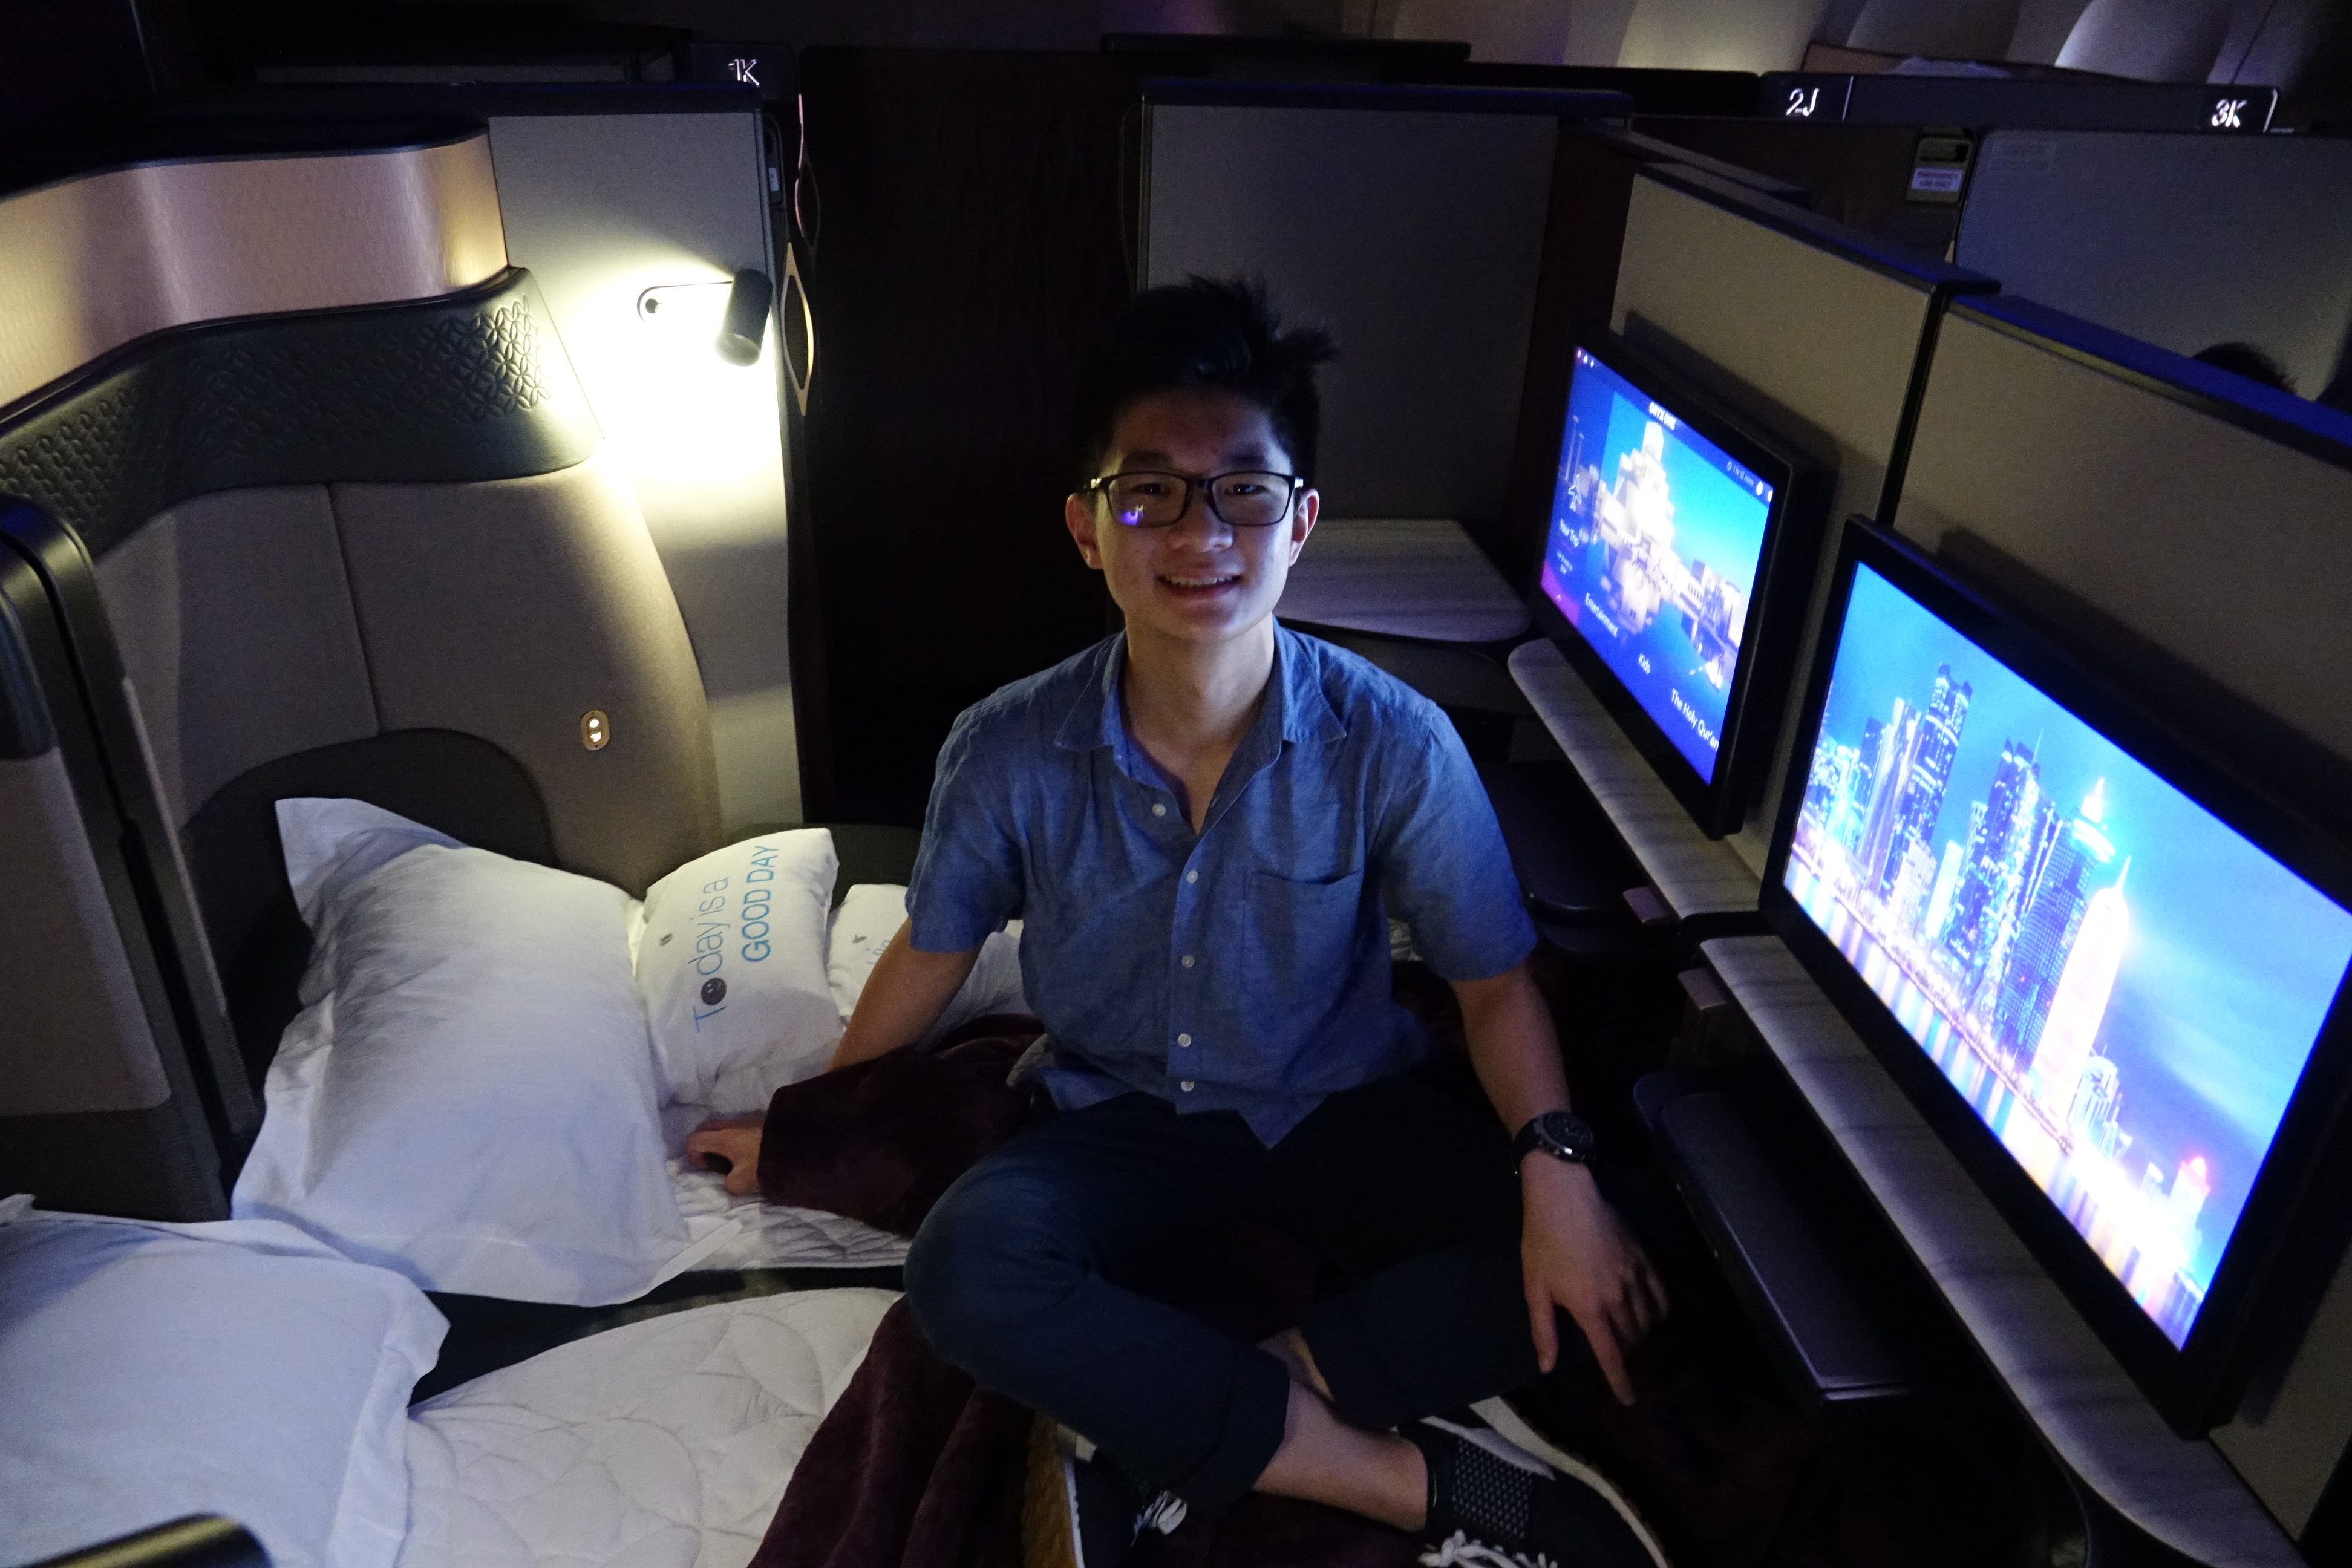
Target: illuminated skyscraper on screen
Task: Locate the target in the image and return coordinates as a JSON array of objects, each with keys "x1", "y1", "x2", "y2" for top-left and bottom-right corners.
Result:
[
  {"x1": 1872, "y1": 665, "x2": 1970, "y2": 904},
  {"x1": 1996, "y1": 782, "x2": 2118, "y2": 1056},
  {"x1": 1943, "y1": 740, "x2": 2047, "y2": 998},
  {"x1": 2029, "y1": 867, "x2": 2132, "y2": 1117},
  {"x1": 1855, "y1": 699, "x2": 1913, "y2": 886}
]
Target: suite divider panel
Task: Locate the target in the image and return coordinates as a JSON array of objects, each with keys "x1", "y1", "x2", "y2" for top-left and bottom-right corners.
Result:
[
  {"x1": 1633, "y1": 117, "x2": 1968, "y2": 262},
  {"x1": 1956, "y1": 129, "x2": 2352, "y2": 400},
  {"x1": 1888, "y1": 293, "x2": 2352, "y2": 1543},
  {"x1": 1607, "y1": 165, "x2": 1993, "y2": 871},
  {"x1": 1143, "y1": 86, "x2": 1613, "y2": 547}
]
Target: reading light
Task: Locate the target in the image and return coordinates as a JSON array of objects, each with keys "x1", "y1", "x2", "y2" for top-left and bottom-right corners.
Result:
[{"x1": 716, "y1": 267, "x2": 773, "y2": 366}]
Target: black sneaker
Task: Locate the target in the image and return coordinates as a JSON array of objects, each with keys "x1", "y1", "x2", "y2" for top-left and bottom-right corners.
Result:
[
  {"x1": 1403, "y1": 1400, "x2": 1668, "y2": 1568},
  {"x1": 1022, "y1": 1417, "x2": 1189, "y2": 1568}
]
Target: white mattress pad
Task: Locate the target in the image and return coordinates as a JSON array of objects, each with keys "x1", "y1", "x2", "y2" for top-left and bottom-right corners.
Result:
[
  {"x1": 667, "y1": 1163, "x2": 910, "y2": 1273},
  {"x1": 399, "y1": 1288, "x2": 897, "y2": 1568}
]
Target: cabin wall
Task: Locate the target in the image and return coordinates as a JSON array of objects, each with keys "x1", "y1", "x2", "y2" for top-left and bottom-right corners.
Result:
[
  {"x1": 1145, "y1": 103, "x2": 1558, "y2": 532},
  {"x1": 1893, "y1": 305, "x2": 2352, "y2": 776},
  {"x1": 483, "y1": 109, "x2": 798, "y2": 833}
]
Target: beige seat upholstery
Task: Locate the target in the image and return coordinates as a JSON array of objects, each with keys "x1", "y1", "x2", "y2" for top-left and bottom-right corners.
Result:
[{"x1": 100, "y1": 457, "x2": 719, "y2": 901}]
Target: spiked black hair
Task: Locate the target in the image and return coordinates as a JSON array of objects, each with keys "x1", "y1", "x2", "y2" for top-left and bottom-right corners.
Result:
[
  {"x1": 2192, "y1": 341, "x2": 2297, "y2": 395},
  {"x1": 1071, "y1": 276, "x2": 1338, "y2": 484}
]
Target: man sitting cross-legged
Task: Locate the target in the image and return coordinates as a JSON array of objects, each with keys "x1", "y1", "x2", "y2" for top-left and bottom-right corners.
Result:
[{"x1": 690, "y1": 277, "x2": 1668, "y2": 1568}]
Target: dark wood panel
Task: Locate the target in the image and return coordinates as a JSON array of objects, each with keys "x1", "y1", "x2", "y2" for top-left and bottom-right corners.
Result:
[
  {"x1": 1630, "y1": 117, "x2": 1960, "y2": 263},
  {"x1": 1498, "y1": 125, "x2": 1649, "y2": 589},
  {"x1": 796, "y1": 49, "x2": 1135, "y2": 825}
]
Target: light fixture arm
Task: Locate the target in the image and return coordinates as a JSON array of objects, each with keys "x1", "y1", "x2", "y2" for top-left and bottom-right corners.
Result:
[{"x1": 716, "y1": 267, "x2": 774, "y2": 366}]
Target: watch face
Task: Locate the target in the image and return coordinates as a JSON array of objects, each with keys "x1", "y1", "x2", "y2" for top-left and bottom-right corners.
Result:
[{"x1": 1538, "y1": 1111, "x2": 1595, "y2": 1160}]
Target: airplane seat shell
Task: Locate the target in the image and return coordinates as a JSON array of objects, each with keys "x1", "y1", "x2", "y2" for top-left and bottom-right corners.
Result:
[
  {"x1": 0, "y1": 147, "x2": 721, "y2": 1219},
  {"x1": 2056, "y1": 0, "x2": 2236, "y2": 80},
  {"x1": 0, "y1": 129, "x2": 508, "y2": 414},
  {"x1": 1844, "y1": 0, "x2": 2024, "y2": 62}
]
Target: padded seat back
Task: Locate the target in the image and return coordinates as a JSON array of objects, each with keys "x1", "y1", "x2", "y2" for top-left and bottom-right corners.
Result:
[{"x1": 0, "y1": 133, "x2": 723, "y2": 1217}]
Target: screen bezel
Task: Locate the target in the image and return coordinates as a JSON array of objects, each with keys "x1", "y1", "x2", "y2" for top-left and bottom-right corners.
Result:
[
  {"x1": 1525, "y1": 330, "x2": 1828, "y2": 839},
  {"x1": 1761, "y1": 518, "x2": 2352, "y2": 1435}
]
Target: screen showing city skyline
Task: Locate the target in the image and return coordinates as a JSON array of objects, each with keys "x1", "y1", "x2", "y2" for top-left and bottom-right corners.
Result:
[
  {"x1": 1539, "y1": 347, "x2": 1777, "y2": 781},
  {"x1": 1785, "y1": 564, "x2": 2352, "y2": 1347}
]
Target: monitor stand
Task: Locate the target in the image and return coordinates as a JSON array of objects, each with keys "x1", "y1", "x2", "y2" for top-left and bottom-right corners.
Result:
[
  {"x1": 1508, "y1": 641, "x2": 1760, "y2": 924},
  {"x1": 1699, "y1": 933, "x2": 2302, "y2": 1568},
  {"x1": 1477, "y1": 757, "x2": 1652, "y2": 927}
]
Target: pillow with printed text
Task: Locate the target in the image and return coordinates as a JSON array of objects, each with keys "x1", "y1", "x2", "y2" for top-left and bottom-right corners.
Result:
[{"x1": 637, "y1": 831, "x2": 841, "y2": 1114}]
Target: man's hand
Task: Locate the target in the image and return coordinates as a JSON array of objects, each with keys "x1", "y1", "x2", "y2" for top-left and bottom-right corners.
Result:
[
  {"x1": 684, "y1": 1112, "x2": 765, "y2": 1197},
  {"x1": 1449, "y1": 963, "x2": 1668, "y2": 1403},
  {"x1": 1519, "y1": 1154, "x2": 1668, "y2": 1404}
]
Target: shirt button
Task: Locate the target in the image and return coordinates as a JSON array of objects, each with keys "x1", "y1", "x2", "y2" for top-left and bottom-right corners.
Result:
[
  {"x1": 1181, "y1": 955, "x2": 1195, "y2": 968},
  {"x1": 1177, "y1": 1033, "x2": 1192, "y2": 1047},
  {"x1": 1180, "y1": 1080, "x2": 1195, "y2": 1092},
  {"x1": 1186, "y1": 870, "x2": 1198, "y2": 884},
  {"x1": 1152, "y1": 803, "x2": 1167, "y2": 817}
]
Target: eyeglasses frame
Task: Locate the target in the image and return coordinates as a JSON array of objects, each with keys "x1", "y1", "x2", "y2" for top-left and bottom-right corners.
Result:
[{"x1": 1083, "y1": 468, "x2": 1310, "y2": 529}]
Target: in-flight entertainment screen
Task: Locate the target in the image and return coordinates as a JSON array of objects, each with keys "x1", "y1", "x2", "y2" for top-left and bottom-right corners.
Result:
[
  {"x1": 1538, "y1": 345, "x2": 1777, "y2": 783},
  {"x1": 1783, "y1": 560, "x2": 2352, "y2": 1348}
]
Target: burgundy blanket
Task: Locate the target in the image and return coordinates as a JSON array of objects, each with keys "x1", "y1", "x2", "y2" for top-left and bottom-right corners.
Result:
[
  {"x1": 743, "y1": 1019, "x2": 1428, "y2": 1568},
  {"x1": 742, "y1": 1015, "x2": 2034, "y2": 1568}
]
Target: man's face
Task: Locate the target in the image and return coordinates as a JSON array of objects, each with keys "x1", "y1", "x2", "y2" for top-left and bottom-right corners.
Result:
[{"x1": 1063, "y1": 389, "x2": 1319, "y2": 652}]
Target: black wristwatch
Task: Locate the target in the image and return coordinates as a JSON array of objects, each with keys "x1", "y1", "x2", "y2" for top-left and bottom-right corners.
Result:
[{"x1": 1512, "y1": 1110, "x2": 1598, "y2": 1172}]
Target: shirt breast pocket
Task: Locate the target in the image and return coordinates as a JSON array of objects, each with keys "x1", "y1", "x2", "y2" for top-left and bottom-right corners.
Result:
[{"x1": 1250, "y1": 866, "x2": 1370, "y2": 988}]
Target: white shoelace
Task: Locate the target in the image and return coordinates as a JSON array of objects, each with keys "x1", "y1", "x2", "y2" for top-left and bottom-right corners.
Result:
[
  {"x1": 1138, "y1": 1491, "x2": 1187, "y2": 1536},
  {"x1": 1416, "y1": 1528, "x2": 1561, "y2": 1568}
]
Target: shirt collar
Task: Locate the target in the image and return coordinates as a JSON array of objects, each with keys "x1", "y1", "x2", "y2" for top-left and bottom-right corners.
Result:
[
  {"x1": 1051, "y1": 626, "x2": 1348, "y2": 757},
  {"x1": 1272, "y1": 626, "x2": 1347, "y2": 746}
]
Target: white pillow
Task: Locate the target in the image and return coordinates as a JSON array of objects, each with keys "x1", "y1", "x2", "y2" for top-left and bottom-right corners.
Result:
[
  {"x1": 637, "y1": 831, "x2": 840, "y2": 1114},
  {"x1": 0, "y1": 1199, "x2": 443, "y2": 1568},
  {"x1": 233, "y1": 799, "x2": 694, "y2": 1305},
  {"x1": 825, "y1": 883, "x2": 1030, "y2": 1044}
]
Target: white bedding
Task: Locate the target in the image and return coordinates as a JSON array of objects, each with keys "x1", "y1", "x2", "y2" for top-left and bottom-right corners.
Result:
[
  {"x1": 667, "y1": 1163, "x2": 910, "y2": 1273},
  {"x1": 399, "y1": 1288, "x2": 898, "y2": 1568}
]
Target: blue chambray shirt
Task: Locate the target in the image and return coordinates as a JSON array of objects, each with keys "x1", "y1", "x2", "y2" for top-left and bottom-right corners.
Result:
[{"x1": 904, "y1": 627, "x2": 1535, "y2": 1145}]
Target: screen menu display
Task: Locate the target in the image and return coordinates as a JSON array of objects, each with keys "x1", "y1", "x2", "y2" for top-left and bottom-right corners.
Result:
[
  {"x1": 1785, "y1": 563, "x2": 2352, "y2": 1347},
  {"x1": 1539, "y1": 347, "x2": 1777, "y2": 782}
]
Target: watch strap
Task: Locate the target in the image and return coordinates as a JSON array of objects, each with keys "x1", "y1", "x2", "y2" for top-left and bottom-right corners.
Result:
[{"x1": 1512, "y1": 1110, "x2": 1596, "y2": 1169}]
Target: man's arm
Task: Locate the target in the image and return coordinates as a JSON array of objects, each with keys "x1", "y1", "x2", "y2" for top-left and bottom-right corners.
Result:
[
  {"x1": 1454, "y1": 962, "x2": 1668, "y2": 1404},
  {"x1": 684, "y1": 921, "x2": 981, "y2": 1195},
  {"x1": 828, "y1": 923, "x2": 982, "y2": 1069}
]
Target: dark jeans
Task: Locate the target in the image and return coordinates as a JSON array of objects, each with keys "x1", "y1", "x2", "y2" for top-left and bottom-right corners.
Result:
[{"x1": 903, "y1": 1070, "x2": 1550, "y2": 1514}]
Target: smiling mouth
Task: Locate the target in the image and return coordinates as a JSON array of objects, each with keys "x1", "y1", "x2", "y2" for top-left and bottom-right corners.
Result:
[{"x1": 1159, "y1": 572, "x2": 1241, "y2": 593}]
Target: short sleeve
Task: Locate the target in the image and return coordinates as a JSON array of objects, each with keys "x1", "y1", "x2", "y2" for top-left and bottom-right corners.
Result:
[
  {"x1": 1371, "y1": 707, "x2": 1537, "y2": 981},
  {"x1": 904, "y1": 708, "x2": 1025, "y2": 953}
]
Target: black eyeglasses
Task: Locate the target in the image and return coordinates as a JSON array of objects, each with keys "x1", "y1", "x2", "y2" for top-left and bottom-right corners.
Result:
[{"x1": 1085, "y1": 469, "x2": 1306, "y2": 529}]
